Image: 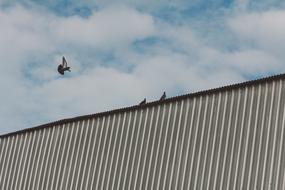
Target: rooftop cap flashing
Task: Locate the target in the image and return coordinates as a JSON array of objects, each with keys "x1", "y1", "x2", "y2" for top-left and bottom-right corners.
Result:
[{"x1": 1, "y1": 72, "x2": 285, "y2": 138}]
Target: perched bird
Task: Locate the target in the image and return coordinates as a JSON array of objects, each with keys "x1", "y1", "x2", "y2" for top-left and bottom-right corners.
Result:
[
  {"x1": 58, "y1": 56, "x2": 71, "y2": 75},
  {"x1": 160, "y1": 91, "x2": 166, "y2": 101},
  {"x1": 139, "y1": 98, "x2": 146, "y2": 105}
]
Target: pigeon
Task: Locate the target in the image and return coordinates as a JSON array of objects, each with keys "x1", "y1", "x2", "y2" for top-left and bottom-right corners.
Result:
[
  {"x1": 160, "y1": 91, "x2": 166, "y2": 101},
  {"x1": 139, "y1": 98, "x2": 146, "y2": 105},
  {"x1": 58, "y1": 56, "x2": 71, "y2": 75}
]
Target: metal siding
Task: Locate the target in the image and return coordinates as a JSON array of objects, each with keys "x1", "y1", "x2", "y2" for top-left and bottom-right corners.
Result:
[{"x1": 1, "y1": 79, "x2": 285, "y2": 189}]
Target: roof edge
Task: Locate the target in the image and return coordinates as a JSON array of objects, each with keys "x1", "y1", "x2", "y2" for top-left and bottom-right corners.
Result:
[{"x1": 1, "y1": 72, "x2": 285, "y2": 138}]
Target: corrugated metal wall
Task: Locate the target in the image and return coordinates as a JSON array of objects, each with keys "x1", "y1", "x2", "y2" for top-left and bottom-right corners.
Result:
[{"x1": 1, "y1": 78, "x2": 285, "y2": 189}]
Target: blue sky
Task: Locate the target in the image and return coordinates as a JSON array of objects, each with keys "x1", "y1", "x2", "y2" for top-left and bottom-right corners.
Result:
[{"x1": 1, "y1": 0, "x2": 285, "y2": 134}]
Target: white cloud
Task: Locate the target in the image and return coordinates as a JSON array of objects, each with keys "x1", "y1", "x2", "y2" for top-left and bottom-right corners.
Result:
[
  {"x1": 229, "y1": 10, "x2": 285, "y2": 58},
  {"x1": 224, "y1": 50, "x2": 281, "y2": 73},
  {"x1": 52, "y1": 5, "x2": 155, "y2": 48}
]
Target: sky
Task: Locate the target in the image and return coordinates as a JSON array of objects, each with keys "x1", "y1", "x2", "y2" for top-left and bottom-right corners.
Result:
[{"x1": 1, "y1": 0, "x2": 285, "y2": 134}]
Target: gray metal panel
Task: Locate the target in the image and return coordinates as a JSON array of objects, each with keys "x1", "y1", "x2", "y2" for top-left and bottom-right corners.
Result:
[{"x1": 1, "y1": 78, "x2": 285, "y2": 189}]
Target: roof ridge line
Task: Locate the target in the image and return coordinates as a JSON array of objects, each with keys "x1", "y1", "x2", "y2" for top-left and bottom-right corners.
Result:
[{"x1": 1, "y1": 72, "x2": 285, "y2": 138}]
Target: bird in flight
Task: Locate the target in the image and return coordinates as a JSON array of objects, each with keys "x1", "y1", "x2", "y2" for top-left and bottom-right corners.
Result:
[{"x1": 58, "y1": 56, "x2": 71, "y2": 75}]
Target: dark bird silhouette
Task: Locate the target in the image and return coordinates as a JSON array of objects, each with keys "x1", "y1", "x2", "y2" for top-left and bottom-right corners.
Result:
[
  {"x1": 139, "y1": 98, "x2": 146, "y2": 105},
  {"x1": 160, "y1": 91, "x2": 166, "y2": 101},
  {"x1": 58, "y1": 56, "x2": 71, "y2": 75}
]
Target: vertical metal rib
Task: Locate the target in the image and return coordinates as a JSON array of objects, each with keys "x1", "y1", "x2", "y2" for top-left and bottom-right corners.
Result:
[
  {"x1": 169, "y1": 100, "x2": 184, "y2": 189},
  {"x1": 100, "y1": 114, "x2": 117, "y2": 190},
  {"x1": 162, "y1": 102, "x2": 178, "y2": 189},
  {"x1": 181, "y1": 97, "x2": 197, "y2": 189},
  {"x1": 269, "y1": 80, "x2": 282, "y2": 189},
  {"x1": 74, "y1": 120, "x2": 91, "y2": 189},
  {"x1": 219, "y1": 90, "x2": 235, "y2": 189},
  {"x1": 245, "y1": 84, "x2": 261, "y2": 189},
  {"x1": 233, "y1": 87, "x2": 249, "y2": 189},
  {"x1": 277, "y1": 82, "x2": 285, "y2": 189},
  {"x1": 225, "y1": 89, "x2": 241, "y2": 189},
  {"x1": 239, "y1": 86, "x2": 255, "y2": 189},
  {"x1": 213, "y1": 91, "x2": 228, "y2": 189},
  {"x1": 111, "y1": 112, "x2": 127, "y2": 190},
  {"x1": 31, "y1": 129, "x2": 46, "y2": 190},
  {"x1": 143, "y1": 105, "x2": 160, "y2": 189},
  {"x1": 95, "y1": 117, "x2": 112, "y2": 189},
  {"x1": 23, "y1": 132, "x2": 37, "y2": 190},
  {"x1": 19, "y1": 130, "x2": 34, "y2": 189},
  {"x1": 95, "y1": 115, "x2": 111, "y2": 189},
  {"x1": 127, "y1": 109, "x2": 144, "y2": 190},
  {"x1": 253, "y1": 82, "x2": 269, "y2": 189},
  {"x1": 156, "y1": 103, "x2": 173, "y2": 189},
  {"x1": 0, "y1": 137, "x2": 10, "y2": 188},
  {"x1": 174, "y1": 98, "x2": 191, "y2": 190},
  {"x1": 138, "y1": 107, "x2": 155, "y2": 190},
  {"x1": 63, "y1": 121, "x2": 80, "y2": 190},
  {"x1": 56, "y1": 122, "x2": 74, "y2": 190},
  {"x1": 106, "y1": 113, "x2": 123, "y2": 190},
  {"x1": 192, "y1": 95, "x2": 209, "y2": 190},
  {"x1": 0, "y1": 137, "x2": 6, "y2": 181},
  {"x1": 36, "y1": 127, "x2": 51, "y2": 190},
  {"x1": 6, "y1": 134, "x2": 19, "y2": 189},
  {"x1": 187, "y1": 96, "x2": 203, "y2": 189},
  {"x1": 133, "y1": 108, "x2": 150, "y2": 189},
  {"x1": 85, "y1": 119, "x2": 100, "y2": 190},
  {"x1": 45, "y1": 125, "x2": 62, "y2": 190},
  {"x1": 89, "y1": 116, "x2": 106, "y2": 189},
  {"x1": 122, "y1": 110, "x2": 138, "y2": 189},
  {"x1": 206, "y1": 92, "x2": 222, "y2": 190},
  {"x1": 27, "y1": 130, "x2": 41, "y2": 190},
  {"x1": 149, "y1": 104, "x2": 166, "y2": 190},
  {"x1": 2, "y1": 135, "x2": 15, "y2": 189},
  {"x1": 49, "y1": 124, "x2": 66, "y2": 189},
  {"x1": 261, "y1": 81, "x2": 276, "y2": 189},
  {"x1": 79, "y1": 119, "x2": 95, "y2": 190},
  {"x1": 9, "y1": 134, "x2": 23, "y2": 190},
  {"x1": 116, "y1": 111, "x2": 133, "y2": 189},
  {"x1": 200, "y1": 94, "x2": 215, "y2": 190}
]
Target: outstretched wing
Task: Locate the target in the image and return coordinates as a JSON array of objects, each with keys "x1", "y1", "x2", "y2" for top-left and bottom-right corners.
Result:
[{"x1": 62, "y1": 56, "x2": 68, "y2": 67}]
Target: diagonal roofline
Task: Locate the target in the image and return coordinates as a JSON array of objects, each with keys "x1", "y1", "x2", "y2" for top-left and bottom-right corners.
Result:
[{"x1": 1, "y1": 72, "x2": 285, "y2": 138}]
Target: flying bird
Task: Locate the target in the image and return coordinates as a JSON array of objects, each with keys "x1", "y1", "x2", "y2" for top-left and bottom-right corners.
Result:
[
  {"x1": 58, "y1": 56, "x2": 71, "y2": 75},
  {"x1": 139, "y1": 98, "x2": 146, "y2": 105},
  {"x1": 160, "y1": 91, "x2": 166, "y2": 101}
]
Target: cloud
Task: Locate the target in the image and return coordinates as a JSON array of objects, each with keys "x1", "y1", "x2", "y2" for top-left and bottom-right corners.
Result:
[
  {"x1": 227, "y1": 10, "x2": 285, "y2": 74},
  {"x1": 229, "y1": 11, "x2": 285, "y2": 56},
  {"x1": 53, "y1": 5, "x2": 155, "y2": 48}
]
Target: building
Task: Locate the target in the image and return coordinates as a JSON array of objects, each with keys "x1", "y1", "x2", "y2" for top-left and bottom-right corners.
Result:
[{"x1": 1, "y1": 73, "x2": 285, "y2": 189}]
